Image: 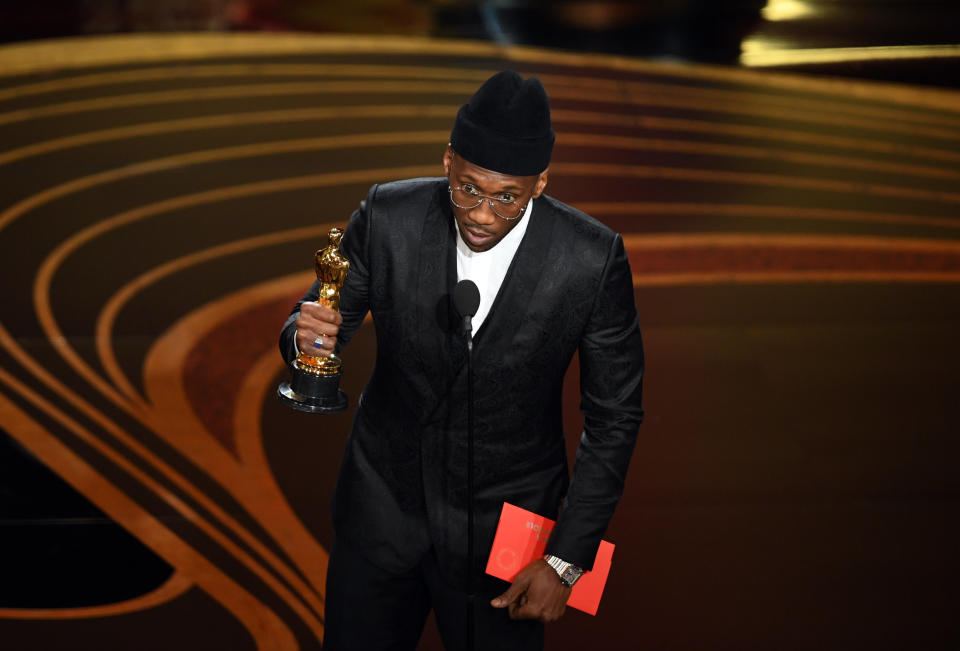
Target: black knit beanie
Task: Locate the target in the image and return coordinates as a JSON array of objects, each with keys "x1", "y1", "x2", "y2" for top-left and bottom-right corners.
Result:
[{"x1": 449, "y1": 70, "x2": 555, "y2": 176}]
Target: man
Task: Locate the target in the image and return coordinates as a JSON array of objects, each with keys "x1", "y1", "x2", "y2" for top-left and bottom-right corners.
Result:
[{"x1": 279, "y1": 70, "x2": 644, "y2": 650}]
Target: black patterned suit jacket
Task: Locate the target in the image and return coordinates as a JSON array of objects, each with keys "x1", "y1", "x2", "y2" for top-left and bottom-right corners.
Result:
[{"x1": 279, "y1": 177, "x2": 644, "y2": 588}]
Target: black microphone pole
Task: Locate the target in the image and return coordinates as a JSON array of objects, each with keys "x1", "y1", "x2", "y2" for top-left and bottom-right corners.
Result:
[
  {"x1": 466, "y1": 307, "x2": 475, "y2": 651},
  {"x1": 453, "y1": 280, "x2": 480, "y2": 651}
]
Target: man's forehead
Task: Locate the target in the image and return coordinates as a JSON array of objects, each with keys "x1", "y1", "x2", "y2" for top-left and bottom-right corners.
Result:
[{"x1": 451, "y1": 153, "x2": 532, "y2": 189}]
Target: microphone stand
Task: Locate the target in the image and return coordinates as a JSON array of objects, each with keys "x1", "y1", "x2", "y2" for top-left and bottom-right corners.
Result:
[
  {"x1": 453, "y1": 279, "x2": 479, "y2": 651},
  {"x1": 463, "y1": 312, "x2": 475, "y2": 651}
]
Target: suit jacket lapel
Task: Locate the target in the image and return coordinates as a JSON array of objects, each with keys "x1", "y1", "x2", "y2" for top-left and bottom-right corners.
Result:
[
  {"x1": 414, "y1": 182, "x2": 459, "y2": 415},
  {"x1": 474, "y1": 198, "x2": 555, "y2": 351}
]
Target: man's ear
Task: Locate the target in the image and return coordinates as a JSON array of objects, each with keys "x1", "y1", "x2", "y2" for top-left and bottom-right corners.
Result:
[
  {"x1": 532, "y1": 168, "x2": 549, "y2": 198},
  {"x1": 442, "y1": 145, "x2": 454, "y2": 177}
]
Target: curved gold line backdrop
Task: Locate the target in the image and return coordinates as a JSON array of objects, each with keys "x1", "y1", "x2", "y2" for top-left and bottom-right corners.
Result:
[{"x1": 0, "y1": 32, "x2": 957, "y2": 651}]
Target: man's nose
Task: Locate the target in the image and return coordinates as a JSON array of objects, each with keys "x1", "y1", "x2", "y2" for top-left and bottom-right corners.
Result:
[{"x1": 472, "y1": 200, "x2": 498, "y2": 224}]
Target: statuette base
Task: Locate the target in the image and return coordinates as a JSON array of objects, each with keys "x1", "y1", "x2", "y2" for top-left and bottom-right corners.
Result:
[{"x1": 277, "y1": 360, "x2": 348, "y2": 413}]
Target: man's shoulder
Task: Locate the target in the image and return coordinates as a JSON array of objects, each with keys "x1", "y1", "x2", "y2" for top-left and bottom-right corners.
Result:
[
  {"x1": 350, "y1": 177, "x2": 446, "y2": 243},
  {"x1": 538, "y1": 193, "x2": 620, "y2": 249},
  {"x1": 370, "y1": 177, "x2": 446, "y2": 204}
]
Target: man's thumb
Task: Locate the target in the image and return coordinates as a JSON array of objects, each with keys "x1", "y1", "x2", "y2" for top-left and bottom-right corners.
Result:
[{"x1": 490, "y1": 582, "x2": 524, "y2": 608}]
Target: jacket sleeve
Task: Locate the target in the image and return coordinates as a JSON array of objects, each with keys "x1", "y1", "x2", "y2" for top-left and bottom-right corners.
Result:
[
  {"x1": 544, "y1": 233, "x2": 645, "y2": 570},
  {"x1": 278, "y1": 186, "x2": 375, "y2": 364}
]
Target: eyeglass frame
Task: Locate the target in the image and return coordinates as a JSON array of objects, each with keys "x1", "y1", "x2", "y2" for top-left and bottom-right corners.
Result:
[{"x1": 448, "y1": 184, "x2": 529, "y2": 221}]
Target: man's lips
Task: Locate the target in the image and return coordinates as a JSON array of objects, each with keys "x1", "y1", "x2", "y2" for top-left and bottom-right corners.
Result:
[{"x1": 463, "y1": 226, "x2": 494, "y2": 245}]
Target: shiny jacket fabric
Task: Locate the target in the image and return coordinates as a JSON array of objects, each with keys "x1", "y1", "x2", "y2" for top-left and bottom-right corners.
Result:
[{"x1": 279, "y1": 177, "x2": 644, "y2": 587}]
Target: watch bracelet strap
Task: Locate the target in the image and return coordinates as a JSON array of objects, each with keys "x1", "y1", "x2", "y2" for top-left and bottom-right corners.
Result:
[
  {"x1": 544, "y1": 554, "x2": 583, "y2": 585},
  {"x1": 544, "y1": 554, "x2": 572, "y2": 575}
]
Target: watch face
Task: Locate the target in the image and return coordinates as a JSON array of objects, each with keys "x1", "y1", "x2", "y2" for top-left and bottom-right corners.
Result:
[{"x1": 561, "y1": 567, "x2": 582, "y2": 587}]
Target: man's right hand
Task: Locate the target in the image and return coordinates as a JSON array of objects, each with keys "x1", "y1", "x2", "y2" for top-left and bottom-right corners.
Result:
[{"x1": 295, "y1": 301, "x2": 343, "y2": 357}]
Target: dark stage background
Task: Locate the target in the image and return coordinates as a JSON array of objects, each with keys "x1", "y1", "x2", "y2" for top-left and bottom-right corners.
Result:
[{"x1": 0, "y1": 2, "x2": 958, "y2": 650}]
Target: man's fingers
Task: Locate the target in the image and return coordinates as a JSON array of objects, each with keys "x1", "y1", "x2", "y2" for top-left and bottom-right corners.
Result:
[
  {"x1": 500, "y1": 560, "x2": 571, "y2": 622},
  {"x1": 295, "y1": 302, "x2": 343, "y2": 356},
  {"x1": 295, "y1": 328, "x2": 338, "y2": 357},
  {"x1": 300, "y1": 301, "x2": 343, "y2": 325},
  {"x1": 507, "y1": 598, "x2": 564, "y2": 623},
  {"x1": 309, "y1": 332, "x2": 338, "y2": 352},
  {"x1": 490, "y1": 580, "x2": 527, "y2": 608},
  {"x1": 508, "y1": 596, "x2": 543, "y2": 621}
]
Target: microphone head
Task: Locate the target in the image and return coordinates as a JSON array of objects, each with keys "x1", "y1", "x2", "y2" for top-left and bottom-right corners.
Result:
[{"x1": 453, "y1": 280, "x2": 481, "y2": 317}]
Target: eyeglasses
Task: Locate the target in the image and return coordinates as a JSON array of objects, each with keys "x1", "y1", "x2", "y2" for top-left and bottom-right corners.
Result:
[{"x1": 448, "y1": 184, "x2": 527, "y2": 221}]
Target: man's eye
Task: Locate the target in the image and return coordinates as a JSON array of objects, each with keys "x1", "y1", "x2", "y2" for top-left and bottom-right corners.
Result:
[
  {"x1": 462, "y1": 184, "x2": 479, "y2": 195},
  {"x1": 497, "y1": 194, "x2": 516, "y2": 203}
]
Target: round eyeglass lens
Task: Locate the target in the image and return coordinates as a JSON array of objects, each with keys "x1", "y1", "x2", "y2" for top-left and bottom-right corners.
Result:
[{"x1": 450, "y1": 187, "x2": 523, "y2": 220}]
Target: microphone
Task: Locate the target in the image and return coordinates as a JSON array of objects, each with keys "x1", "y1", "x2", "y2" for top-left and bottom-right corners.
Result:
[{"x1": 453, "y1": 280, "x2": 480, "y2": 338}]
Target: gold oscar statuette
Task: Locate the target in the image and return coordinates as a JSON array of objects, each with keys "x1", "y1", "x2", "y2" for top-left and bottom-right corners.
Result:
[{"x1": 277, "y1": 227, "x2": 350, "y2": 413}]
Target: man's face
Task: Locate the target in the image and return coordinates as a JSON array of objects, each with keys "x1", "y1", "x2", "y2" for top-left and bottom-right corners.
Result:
[{"x1": 443, "y1": 147, "x2": 549, "y2": 253}]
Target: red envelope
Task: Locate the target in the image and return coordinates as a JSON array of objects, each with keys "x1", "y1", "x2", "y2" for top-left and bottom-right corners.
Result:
[{"x1": 485, "y1": 502, "x2": 615, "y2": 616}]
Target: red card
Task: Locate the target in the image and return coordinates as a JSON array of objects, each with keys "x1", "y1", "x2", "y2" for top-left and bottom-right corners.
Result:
[{"x1": 485, "y1": 502, "x2": 615, "y2": 616}]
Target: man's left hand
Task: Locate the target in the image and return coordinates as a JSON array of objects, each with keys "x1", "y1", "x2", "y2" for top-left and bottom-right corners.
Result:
[{"x1": 490, "y1": 559, "x2": 571, "y2": 622}]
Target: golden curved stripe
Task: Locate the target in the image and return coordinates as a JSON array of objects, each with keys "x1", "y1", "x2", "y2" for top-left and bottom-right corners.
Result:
[
  {"x1": 603, "y1": 76, "x2": 960, "y2": 130},
  {"x1": 551, "y1": 162, "x2": 960, "y2": 205},
  {"x1": 93, "y1": 230, "x2": 329, "y2": 405},
  {"x1": 559, "y1": 133, "x2": 960, "y2": 182},
  {"x1": 2, "y1": 75, "x2": 957, "y2": 143},
  {"x1": 507, "y1": 48, "x2": 960, "y2": 116},
  {"x1": 741, "y1": 43, "x2": 960, "y2": 68},
  {"x1": 22, "y1": 196, "x2": 429, "y2": 642},
  {"x1": 0, "y1": 105, "x2": 458, "y2": 168},
  {"x1": 0, "y1": 380, "x2": 296, "y2": 650},
  {"x1": 1, "y1": 60, "x2": 956, "y2": 132},
  {"x1": 0, "y1": 572, "x2": 192, "y2": 620},
  {"x1": 0, "y1": 80, "x2": 473, "y2": 127},
  {"x1": 234, "y1": 349, "x2": 301, "y2": 465},
  {"x1": 32, "y1": 259, "x2": 332, "y2": 636},
  {"x1": 0, "y1": 132, "x2": 446, "y2": 233},
  {"x1": 4, "y1": 104, "x2": 955, "y2": 188},
  {"x1": 0, "y1": 350, "x2": 324, "y2": 640},
  {"x1": 0, "y1": 105, "x2": 960, "y2": 209},
  {"x1": 534, "y1": 70, "x2": 960, "y2": 131},
  {"x1": 0, "y1": 63, "x2": 492, "y2": 103},
  {"x1": 520, "y1": 53, "x2": 960, "y2": 116},
  {"x1": 139, "y1": 273, "x2": 329, "y2": 606},
  {"x1": 25, "y1": 171, "x2": 435, "y2": 638},
  {"x1": 1, "y1": 33, "x2": 958, "y2": 114},
  {"x1": 621, "y1": 232, "x2": 960, "y2": 251},
  {"x1": 552, "y1": 110, "x2": 960, "y2": 164},
  {"x1": 624, "y1": 232, "x2": 960, "y2": 283},
  {"x1": 34, "y1": 167, "x2": 434, "y2": 404},
  {"x1": 0, "y1": 33, "x2": 504, "y2": 78},
  {"x1": 234, "y1": 352, "x2": 326, "y2": 589},
  {"x1": 634, "y1": 271, "x2": 960, "y2": 285},
  {"x1": 612, "y1": 87, "x2": 960, "y2": 142},
  {"x1": 4, "y1": 129, "x2": 953, "y2": 265},
  {"x1": 579, "y1": 202, "x2": 960, "y2": 230},
  {"x1": 1, "y1": 109, "x2": 954, "y2": 203},
  {"x1": 231, "y1": 294, "x2": 306, "y2": 469},
  {"x1": 612, "y1": 77, "x2": 960, "y2": 130}
]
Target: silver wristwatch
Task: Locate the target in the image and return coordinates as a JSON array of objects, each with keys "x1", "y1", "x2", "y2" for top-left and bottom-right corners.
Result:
[{"x1": 544, "y1": 554, "x2": 584, "y2": 587}]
